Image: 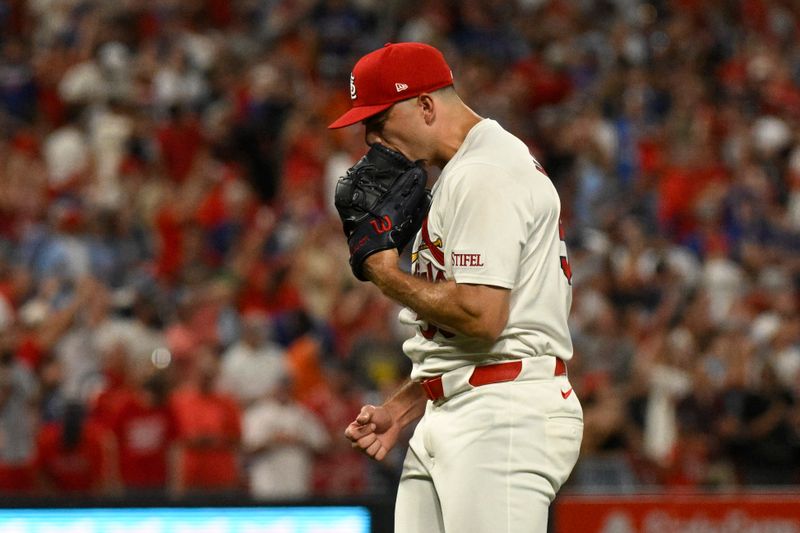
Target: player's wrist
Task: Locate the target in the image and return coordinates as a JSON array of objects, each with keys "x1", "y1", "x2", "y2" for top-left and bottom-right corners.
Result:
[
  {"x1": 383, "y1": 382, "x2": 427, "y2": 428},
  {"x1": 363, "y1": 249, "x2": 400, "y2": 283}
]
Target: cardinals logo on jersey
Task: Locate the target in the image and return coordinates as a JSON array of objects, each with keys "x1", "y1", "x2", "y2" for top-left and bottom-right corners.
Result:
[
  {"x1": 413, "y1": 216, "x2": 446, "y2": 281},
  {"x1": 411, "y1": 238, "x2": 442, "y2": 263}
]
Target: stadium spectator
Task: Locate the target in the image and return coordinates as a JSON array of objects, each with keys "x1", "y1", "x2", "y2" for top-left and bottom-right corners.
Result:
[
  {"x1": 35, "y1": 402, "x2": 117, "y2": 495},
  {"x1": 242, "y1": 376, "x2": 329, "y2": 500},
  {"x1": 0, "y1": 343, "x2": 39, "y2": 494},
  {"x1": 305, "y1": 361, "x2": 369, "y2": 496},
  {"x1": 219, "y1": 310, "x2": 287, "y2": 406},
  {"x1": 110, "y1": 372, "x2": 177, "y2": 495},
  {"x1": 91, "y1": 341, "x2": 139, "y2": 431},
  {"x1": 169, "y1": 347, "x2": 241, "y2": 497}
]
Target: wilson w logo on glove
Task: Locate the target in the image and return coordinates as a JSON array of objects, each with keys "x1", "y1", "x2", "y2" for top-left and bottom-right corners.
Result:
[
  {"x1": 370, "y1": 216, "x2": 393, "y2": 234},
  {"x1": 335, "y1": 144, "x2": 431, "y2": 281}
]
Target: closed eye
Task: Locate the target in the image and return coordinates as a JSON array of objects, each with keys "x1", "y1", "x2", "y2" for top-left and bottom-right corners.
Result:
[{"x1": 362, "y1": 108, "x2": 390, "y2": 139}]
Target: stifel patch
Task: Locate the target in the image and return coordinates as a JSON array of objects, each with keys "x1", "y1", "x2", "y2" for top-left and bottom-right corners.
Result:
[{"x1": 451, "y1": 252, "x2": 484, "y2": 267}]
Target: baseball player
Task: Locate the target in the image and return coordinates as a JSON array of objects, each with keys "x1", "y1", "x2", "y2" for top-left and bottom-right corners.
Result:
[{"x1": 330, "y1": 42, "x2": 583, "y2": 532}]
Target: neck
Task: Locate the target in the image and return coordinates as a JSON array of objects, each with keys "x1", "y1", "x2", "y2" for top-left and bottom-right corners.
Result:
[{"x1": 433, "y1": 104, "x2": 482, "y2": 167}]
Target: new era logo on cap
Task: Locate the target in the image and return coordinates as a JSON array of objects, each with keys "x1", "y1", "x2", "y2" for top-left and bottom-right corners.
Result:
[{"x1": 328, "y1": 42, "x2": 454, "y2": 129}]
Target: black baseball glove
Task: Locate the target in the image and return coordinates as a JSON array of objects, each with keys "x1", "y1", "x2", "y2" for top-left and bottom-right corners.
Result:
[{"x1": 335, "y1": 144, "x2": 431, "y2": 281}]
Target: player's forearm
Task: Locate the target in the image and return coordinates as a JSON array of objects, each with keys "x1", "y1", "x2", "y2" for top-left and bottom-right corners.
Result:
[
  {"x1": 376, "y1": 268, "x2": 474, "y2": 334},
  {"x1": 364, "y1": 252, "x2": 506, "y2": 341},
  {"x1": 383, "y1": 379, "x2": 428, "y2": 428}
]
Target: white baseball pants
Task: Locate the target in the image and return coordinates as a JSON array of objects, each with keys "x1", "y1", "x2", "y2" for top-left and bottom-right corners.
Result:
[{"x1": 395, "y1": 359, "x2": 583, "y2": 533}]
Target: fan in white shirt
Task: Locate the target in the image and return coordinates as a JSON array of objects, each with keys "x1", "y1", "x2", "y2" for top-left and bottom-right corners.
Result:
[
  {"x1": 242, "y1": 378, "x2": 329, "y2": 499},
  {"x1": 219, "y1": 312, "x2": 286, "y2": 406}
]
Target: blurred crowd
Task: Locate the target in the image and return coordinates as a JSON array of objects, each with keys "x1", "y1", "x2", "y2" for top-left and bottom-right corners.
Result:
[{"x1": 0, "y1": 0, "x2": 799, "y2": 499}]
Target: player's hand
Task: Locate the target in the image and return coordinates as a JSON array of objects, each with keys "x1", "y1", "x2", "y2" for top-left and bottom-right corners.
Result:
[{"x1": 344, "y1": 404, "x2": 401, "y2": 461}]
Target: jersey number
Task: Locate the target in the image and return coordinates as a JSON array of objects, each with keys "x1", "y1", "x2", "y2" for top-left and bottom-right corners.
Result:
[{"x1": 534, "y1": 157, "x2": 572, "y2": 284}]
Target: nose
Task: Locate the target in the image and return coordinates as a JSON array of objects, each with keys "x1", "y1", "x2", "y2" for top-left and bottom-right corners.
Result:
[{"x1": 365, "y1": 129, "x2": 384, "y2": 146}]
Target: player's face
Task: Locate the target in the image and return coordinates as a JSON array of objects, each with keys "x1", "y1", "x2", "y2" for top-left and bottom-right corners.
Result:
[{"x1": 363, "y1": 98, "x2": 431, "y2": 162}]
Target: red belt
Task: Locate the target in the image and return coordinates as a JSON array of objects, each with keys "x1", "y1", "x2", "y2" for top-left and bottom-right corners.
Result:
[{"x1": 420, "y1": 358, "x2": 567, "y2": 402}]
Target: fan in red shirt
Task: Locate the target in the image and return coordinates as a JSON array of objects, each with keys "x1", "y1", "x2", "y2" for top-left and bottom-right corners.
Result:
[
  {"x1": 157, "y1": 106, "x2": 204, "y2": 183},
  {"x1": 35, "y1": 403, "x2": 116, "y2": 494},
  {"x1": 92, "y1": 342, "x2": 140, "y2": 430},
  {"x1": 111, "y1": 373, "x2": 177, "y2": 494},
  {"x1": 169, "y1": 347, "x2": 242, "y2": 496}
]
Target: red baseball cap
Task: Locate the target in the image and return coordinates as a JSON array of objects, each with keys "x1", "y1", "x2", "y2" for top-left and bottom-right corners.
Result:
[{"x1": 328, "y1": 42, "x2": 454, "y2": 129}]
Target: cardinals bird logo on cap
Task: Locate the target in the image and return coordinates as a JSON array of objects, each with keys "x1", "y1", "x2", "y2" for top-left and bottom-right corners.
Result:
[{"x1": 350, "y1": 73, "x2": 357, "y2": 100}]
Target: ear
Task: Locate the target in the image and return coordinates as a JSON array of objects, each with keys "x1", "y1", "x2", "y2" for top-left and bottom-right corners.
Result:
[{"x1": 418, "y1": 94, "x2": 435, "y2": 126}]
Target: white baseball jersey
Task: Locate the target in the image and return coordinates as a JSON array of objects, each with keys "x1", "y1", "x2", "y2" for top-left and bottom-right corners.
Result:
[{"x1": 400, "y1": 118, "x2": 574, "y2": 380}]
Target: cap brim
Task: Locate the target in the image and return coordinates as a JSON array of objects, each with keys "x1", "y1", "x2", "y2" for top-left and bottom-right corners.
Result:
[{"x1": 328, "y1": 102, "x2": 394, "y2": 129}]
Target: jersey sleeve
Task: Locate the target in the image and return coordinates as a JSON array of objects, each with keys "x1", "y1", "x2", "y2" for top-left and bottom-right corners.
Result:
[{"x1": 443, "y1": 164, "x2": 530, "y2": 288}]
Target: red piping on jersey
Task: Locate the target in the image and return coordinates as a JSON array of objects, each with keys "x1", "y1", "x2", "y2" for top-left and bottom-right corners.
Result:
[{"x1": 420, "y1": 216, "x2": 445, "y2": 265}]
